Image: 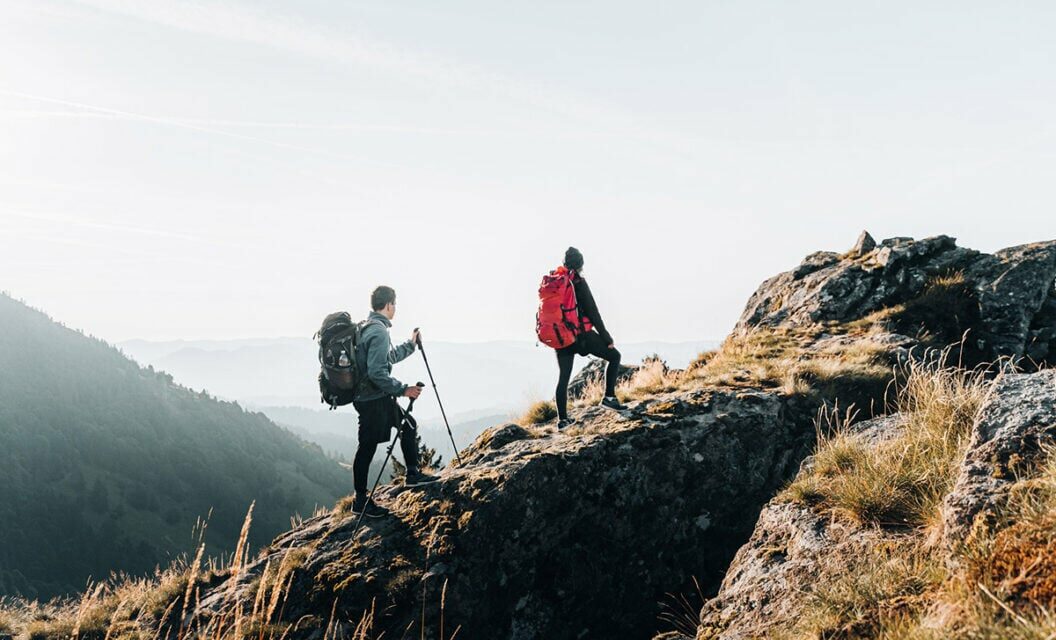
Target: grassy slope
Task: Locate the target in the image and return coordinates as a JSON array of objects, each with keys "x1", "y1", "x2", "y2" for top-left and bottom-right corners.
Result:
[{"x1": 770, "y1": 361, "x2": 1056, "y2": 639}]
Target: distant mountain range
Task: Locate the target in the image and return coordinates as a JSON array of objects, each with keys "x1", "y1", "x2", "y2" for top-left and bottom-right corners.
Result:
[
  {"x1": 118, "y1": 336, "x2": 717, "y2": 455},
  {"x1": 0, "y1": 294, "x2": 352, "y2": 600}
]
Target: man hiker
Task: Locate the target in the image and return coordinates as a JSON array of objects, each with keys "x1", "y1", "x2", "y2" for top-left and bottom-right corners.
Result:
[
  {"x1": 351, "y1": 285, "x2": 438, "y2": 518},
  {"x1": 553, "y1": 247, "x2": 625, "y2": 429}
]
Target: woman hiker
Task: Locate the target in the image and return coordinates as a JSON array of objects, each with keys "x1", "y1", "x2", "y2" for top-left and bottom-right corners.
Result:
[{"x1": 554, "y1": 247, "x2": 625, "y2": 429}]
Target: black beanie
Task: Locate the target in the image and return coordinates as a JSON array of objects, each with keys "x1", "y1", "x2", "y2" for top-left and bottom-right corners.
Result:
[{"x1": 564, "y1": 246, "x2": 584, "y2": 271}]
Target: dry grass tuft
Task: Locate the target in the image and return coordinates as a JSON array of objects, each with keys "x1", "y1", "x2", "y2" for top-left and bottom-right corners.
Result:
[
  {"x1": 520, "y1": 400, "x2": 558, "y2": 425},
  {"x1": 572, "y1": 375, "x2": 608, "y2": 406},
  {"x1": 682, "y1": 328, "x2": 805, "y2": 391},
  {"x1": 773, "y1": 359, "x2": 1056, "y2": 639},
  {"x1": 781, "y1": 357, "x2": 990, "y2": 528},
  {"x1": 678, "y1": 328, "x2": 892, "y2": 413},
  {"x1": 619, "y1": 358, "x2": 682, "y2": 400}
]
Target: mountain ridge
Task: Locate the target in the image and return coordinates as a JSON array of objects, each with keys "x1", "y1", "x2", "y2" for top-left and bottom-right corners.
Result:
[{"x1": 0, "y1": 294, "x2": 353, "y2": 600}]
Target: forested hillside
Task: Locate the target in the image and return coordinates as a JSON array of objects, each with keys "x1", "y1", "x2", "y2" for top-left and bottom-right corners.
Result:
[{"x1": 0, "y1": 294, "x2": 351, "y2": 600}]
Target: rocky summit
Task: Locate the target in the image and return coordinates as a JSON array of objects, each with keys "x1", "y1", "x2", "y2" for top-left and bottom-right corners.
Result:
[
  {"x1": 177, "y1": 234, "x2": 1055, "y2": 640},
  {"x1": 10, "y1": 234, "x2": 1054, "y2": 640},
  {"x1": 737, "y1": 233, "x2": 1056, "y2": 365}
]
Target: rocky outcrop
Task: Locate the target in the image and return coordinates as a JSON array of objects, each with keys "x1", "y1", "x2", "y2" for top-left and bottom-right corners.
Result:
[
  {"x1": 736, "y1": 234, "x2": 1056, "y2": 365},
  {"x1": 184, "y1": 233, "x2": 1055, "y2": 640},
  {"x1": 694, "y1": 416, "x2": 904, "y2": 639},
  {"x1": 966, "y1": 245, "x2": 1056, "y2": 361},
  {"x1": 694, "y1": 372, "x2": 1056, "y2": 639},
  {"x1": 196, "y1": 390, "x2": 815, "y2": 640},
  {"x1": 942, "y1": 370, "x2": 1056, "y2": 544}
]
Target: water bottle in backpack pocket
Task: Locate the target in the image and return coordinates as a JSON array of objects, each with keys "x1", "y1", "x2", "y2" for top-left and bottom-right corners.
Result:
[{"x1": 315, "y1": 311, "x2": 367, "y2": 409}]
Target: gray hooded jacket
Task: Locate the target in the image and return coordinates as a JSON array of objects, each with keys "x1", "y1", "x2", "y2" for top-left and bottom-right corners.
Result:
[{"x1": 354, "y1": 311, "x2": 417, "y2": 401}]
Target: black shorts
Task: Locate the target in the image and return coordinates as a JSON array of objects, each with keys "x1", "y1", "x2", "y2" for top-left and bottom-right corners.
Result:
[{"x1": 352, "y1": 396, "x2": 398, "y2": 446}]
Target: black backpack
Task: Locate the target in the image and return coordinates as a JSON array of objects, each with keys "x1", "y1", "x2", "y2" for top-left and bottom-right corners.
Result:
[{"x1": 316, "y1": 312, "x2": 378, "y2": 410}]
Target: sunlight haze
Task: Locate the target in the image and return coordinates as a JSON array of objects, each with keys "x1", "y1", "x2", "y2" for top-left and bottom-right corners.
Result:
[{"x1": 2, "y1": 1, "x2": 1055, "y2": 343}]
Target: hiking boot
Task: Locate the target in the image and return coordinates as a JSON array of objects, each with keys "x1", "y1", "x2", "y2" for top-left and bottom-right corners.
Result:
[
  {"x1": 557, "y1": 418, "x2": 577, "y2": 430},
  {"x1": 404, "y1": 469, "x2": 440, "y2": 487},
  {"x1": 350, "y1": 496, "x2": 387, "y2": 518},
  {"x1": 600, "y1": 396, "x2": 626, "y2": 411}
]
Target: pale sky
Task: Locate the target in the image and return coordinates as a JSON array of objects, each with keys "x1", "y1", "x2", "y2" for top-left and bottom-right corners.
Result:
[{"x1": 2, "y1": 1, "x2": 1055, "y2": 343}]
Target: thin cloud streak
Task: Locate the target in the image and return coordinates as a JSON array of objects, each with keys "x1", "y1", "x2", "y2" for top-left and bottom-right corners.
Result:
[{"x1": 0, "y1": 90, "x2": 400, "y2": 168}]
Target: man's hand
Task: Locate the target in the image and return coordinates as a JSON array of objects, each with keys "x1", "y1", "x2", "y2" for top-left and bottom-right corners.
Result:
[
  {"x1": 411, "y1": 329, "x2": 421, "y2": 345},
  {"x1": 404, "y1": 385, "x2": 423, "y2": 399}
]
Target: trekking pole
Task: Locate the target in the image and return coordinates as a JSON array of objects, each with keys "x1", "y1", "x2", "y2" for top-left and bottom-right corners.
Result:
[
  {"x1": 415, "y1": 329, "x2": 463, "y2": 465},
  {"x1": 352, "y1": 383, "x2": 423, "y2": 537}
]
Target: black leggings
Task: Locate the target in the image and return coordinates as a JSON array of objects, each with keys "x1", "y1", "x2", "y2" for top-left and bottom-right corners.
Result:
[
  {"x1": 556, "y1": 331, "x2": 621, "y2": 420},
  {"x1": 352, "y1": 397, "x2": 419, "y2": 497}
]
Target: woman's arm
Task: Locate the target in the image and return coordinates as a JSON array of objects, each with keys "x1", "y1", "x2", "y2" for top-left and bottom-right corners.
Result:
[{"x1": 575, "y1": 278, "x2": 613, "y2": 345}]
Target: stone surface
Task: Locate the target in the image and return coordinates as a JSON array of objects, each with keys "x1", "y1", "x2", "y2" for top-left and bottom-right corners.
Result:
[
  {"x1": 197, "y1": 389, "x2": 815, "y2": 640},
  {"x1": 694, "y1": 416, "x2": 904, "y2": 639},
  {"x1": 186, "y1": 233, "x2": 1056, "y2": 640},
  {"x1": 941, "y1": 370, "x2": 1056, "y2": 544},
  {"x1": 735, "y1": 235, "x2": 1056, "y2": 366},
  {"x1": 736, "y1": 235, "x2": 966, "y2": 331},
  {"x1": 694, "y1": 372, "x2": 1056, "y2": 639},
  {"x1": 965, "y1": 242, "x2": 1056, "y2": 360},
  {"x1": 850, "y1": 230, "x2": 877, "y2": 257}
]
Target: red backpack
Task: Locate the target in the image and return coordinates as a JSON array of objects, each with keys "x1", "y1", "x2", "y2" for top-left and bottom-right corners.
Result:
[{"x1": 536, "y1": 266, "x2": 593, "y2": 348}]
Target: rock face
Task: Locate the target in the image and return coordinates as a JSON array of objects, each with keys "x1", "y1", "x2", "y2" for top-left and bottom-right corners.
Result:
[
  {"x1": 942, "y1": 370, "x2": 1056, "y2": 544},
  {"x1": 186, "y1": 234, "x2": 1054, "y2": 640},
  {"x1": 197, "y1": 390, "x2": 814, "y2": 640},
  {"x1": 736, "y1": 234, "x2": 1056, "y2": 365},
  {"x1": 694, "y1": 372, "x2": 1056, "y2": 639},
  {"x1": 695, "y1": 416, "x2": 904, "y2": 639}
]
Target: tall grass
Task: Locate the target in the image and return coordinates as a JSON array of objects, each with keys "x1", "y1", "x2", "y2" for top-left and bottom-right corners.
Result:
[
  {"x1": 773, "y1": 358, "x2": 1056, "y2": 638},
  {"x1": 1, "y1": 501, "x2": 463, "y2": 640},
  {"x1": 781, "y1": 355, "x2": 992, "y2": 528}
]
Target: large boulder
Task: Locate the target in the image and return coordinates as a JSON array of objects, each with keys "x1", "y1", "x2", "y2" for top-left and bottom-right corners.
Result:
[
  {"x1": 964, "y1": 244, "x2": 1056, "y2": 360},
  {"x1": 735, "y1": 234, "x2": 969, "y2": 330},
  {"x1": 941, "y1": 370, "x2": 1056, "y2": 544},
  {"x1": 736, "y1": 234, "x2": 1056, "y2": 366}
]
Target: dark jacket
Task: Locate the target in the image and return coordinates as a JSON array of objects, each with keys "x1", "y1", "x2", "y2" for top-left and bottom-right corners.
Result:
[
  {"x1": 571, "y1": 272, "x2": 612, "y2": 345},
  {"x1": 353, "y1": 311, "x2": 416, "y2": 401}
]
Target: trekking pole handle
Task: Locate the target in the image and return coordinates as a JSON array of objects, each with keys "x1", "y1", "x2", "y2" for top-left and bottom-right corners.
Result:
[
  {"x1": 414, "y1": 327, "x2": 422, "y2": 348},
  {"x1": 407, "y1": 382, "x2": 425, "y2": 411}
]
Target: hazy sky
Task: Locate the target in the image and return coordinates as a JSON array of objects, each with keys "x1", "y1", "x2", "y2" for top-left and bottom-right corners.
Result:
[{"x1": 2, "y1": 1, "x2": 1055, "y2": 344}]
